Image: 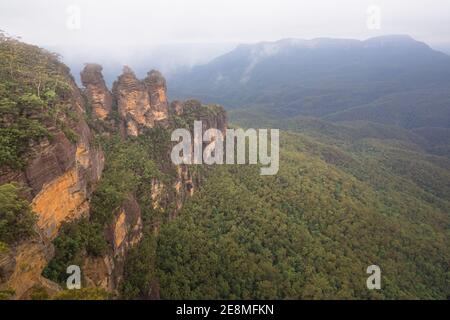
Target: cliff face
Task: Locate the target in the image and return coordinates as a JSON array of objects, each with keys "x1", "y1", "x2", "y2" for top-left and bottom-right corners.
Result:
[
  {"x1": 78, "y1": 70, "x2": 227, "y2": 296},
  {"x1": 80, "y1": 64, "x2": 112, "y2": 120},
  {"x1": 0, "y1": 40, "x2": 227, "y2": 298},
  {"x1": 168, "y1": 100, "x2": 228, "y2": 218},
  {"x1": 112, "y1": 67, "x2": 169, "y2": 136},
  {"x1": 83, "y1": 195, "x2": 142, "y2": 291},
  {"x1": 144, "y1": 70, "x2": 170, "y2": 122},
  {"x1": 0, "y1": 70, "x2": 104, "y2": 298}
]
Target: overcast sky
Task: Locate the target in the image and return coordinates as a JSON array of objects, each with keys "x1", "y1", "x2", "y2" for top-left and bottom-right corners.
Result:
[
  {"x1": 2, "y1": 0, "x2": 450, "y2": 78},
  {"x1": 1, "y1": 0, "x2": 450, "y2": 46}
]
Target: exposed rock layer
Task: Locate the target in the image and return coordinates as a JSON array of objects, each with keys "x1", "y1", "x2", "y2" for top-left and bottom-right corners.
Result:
[
  {"x1": 112, "y1": 67, "x2": 169, "y2": 136},
  {"x1": 1, "y1": 59, "x2": 227, "y2": 299},
  {"x1": 0, "y1": 70, "x2": 104, "y2": 299},
  {"x1": 80, "y1": 64, "x2": 112, "y2": 120},
  {"x1": 83, "y1": 195, "x2": 142, "y2": 292}
]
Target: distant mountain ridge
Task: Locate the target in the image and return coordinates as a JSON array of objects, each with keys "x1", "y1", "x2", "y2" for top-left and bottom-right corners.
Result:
[{"x1": 168, "y1": 35, "x2": 450, "y2": 131}]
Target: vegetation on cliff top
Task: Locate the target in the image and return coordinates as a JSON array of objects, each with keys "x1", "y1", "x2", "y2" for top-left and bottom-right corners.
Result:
[{"x1": 0, "y1": 33, "x2": 78, "y2": 169}]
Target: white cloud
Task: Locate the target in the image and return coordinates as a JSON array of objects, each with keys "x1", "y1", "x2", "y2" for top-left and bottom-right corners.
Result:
[{"x1": 1, "y1": 0, "x2": 450, "y2": 47}]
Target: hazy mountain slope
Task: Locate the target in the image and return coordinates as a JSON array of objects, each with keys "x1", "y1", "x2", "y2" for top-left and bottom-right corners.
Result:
[
  {"x1": 231, "y1": 114, "x2": 450, "y2": 205},
  {"x1": 324, "y1": 86, "x2": 450, "y2": 129},
  {"x1": 168, "y1": 35, "x2": 450, "y2": 129}
]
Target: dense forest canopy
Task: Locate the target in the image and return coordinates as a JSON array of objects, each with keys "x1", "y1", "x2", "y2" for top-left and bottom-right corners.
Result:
[{"x1": 156, "y1": 130, "x2": 450, "y2": 299}]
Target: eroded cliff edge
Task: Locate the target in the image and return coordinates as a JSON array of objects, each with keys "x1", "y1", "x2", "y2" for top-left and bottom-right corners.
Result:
[
  {"x1": 77, "y1": 64, "x2": 227, "y2": 297},
  {"x1": 0, "y1": 41, "x2": 104, "y2": 298},
  {"x1": 0, "y1": 38, "x2": 227, "y2": 299}
]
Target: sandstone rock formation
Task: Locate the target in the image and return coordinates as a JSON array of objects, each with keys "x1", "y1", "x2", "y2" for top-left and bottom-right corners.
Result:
[
  {"x1": 80, "y1": 64, "x2": 112, "y2": 120},
  {"x1": 0, "y1": 69, "x2": 104, "y2": 299},
  {"x1": 170, "y1": 100, "x2": 184, "y2": 116},
  {"x1": 113, "y1": 66, "x2": 169, "y2": 136},
  {"x1": 179, "y1": 99, "x2": 228, "y2": 133},
  {"x1": 83, "y1": 195, "x2": 142, "y2": 292},
  {"x1": 144, "y1": 70, "x2": 169, "y2": 121},
  {"x1": 0, "y1": 50, "x2": 227, "y2": 298}
]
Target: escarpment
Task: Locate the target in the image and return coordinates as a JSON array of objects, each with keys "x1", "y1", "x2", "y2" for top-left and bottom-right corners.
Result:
[
  {"x1": 79, "y1": 68, "x2": 227, "y2": 296},
  {"x1": 0, "y1": 42, "x2": 104, "y2": 298},
  {"x1": 0, "y1": 37, "x2": 227, "y2": 300},
  {"x1": 83, "y1": 195, "x2": 143, "y2": 291}
]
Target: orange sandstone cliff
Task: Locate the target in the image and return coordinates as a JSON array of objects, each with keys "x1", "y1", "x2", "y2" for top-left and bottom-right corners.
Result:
[{"x1": 0, "y1": 41, "x2": 226, "y2": 299}]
